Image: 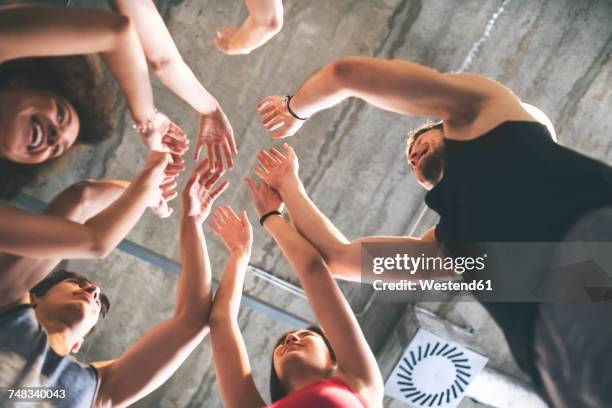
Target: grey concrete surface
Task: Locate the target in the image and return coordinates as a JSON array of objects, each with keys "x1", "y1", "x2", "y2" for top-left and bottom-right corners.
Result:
[{"x1": 9, "y1": 0, "x2": 612, "y2": 406}]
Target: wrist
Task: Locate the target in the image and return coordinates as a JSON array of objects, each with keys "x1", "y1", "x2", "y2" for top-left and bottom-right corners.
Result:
[
  {"x1": 285, "y1": 95, "x2": 308, "y2": 121},
  {"x1": 132, "y1": 107, "x2": 159, "y2": 131},
  {"x1": 278, "y1": 177, "x2": 303, "y2": 195},
  {"x1": 230, "y1": 245, "x2": 251, "y2": 257},
  {"x1": 199, "y1": 100, "x2": 222, "y2": 116}
]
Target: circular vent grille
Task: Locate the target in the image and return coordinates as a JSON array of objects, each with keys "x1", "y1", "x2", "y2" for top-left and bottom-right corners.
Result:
[{"x1": 385, "y1": 329, "x2": 488, "y2": 408}]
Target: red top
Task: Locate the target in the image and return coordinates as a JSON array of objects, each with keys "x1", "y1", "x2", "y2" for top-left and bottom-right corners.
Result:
[{"x1": 267, "y1": 377, "x2": 367, "y2": 408}]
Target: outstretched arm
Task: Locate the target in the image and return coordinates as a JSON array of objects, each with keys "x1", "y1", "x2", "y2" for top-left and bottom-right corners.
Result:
[
  {"x1": 262, "y1": 214, "x2": 384, "y2": 406},
  {"x1": 93, "y1": 163, "x2": 227, "y2": 408},
  {"x1": 215, "y1": 0, "x2": 283, "y2": 55},
  {"x1": 257, "y1": 56, "x2": 530, "y2": 138},
  {"x1": 252, "y1": 144, "x2": 450, "y2": 282},
  {"x1": 0, "y1": 179, "x2": 132, "y2": 310},
  {"x1": 107, "y1": 0, "x2": 237, "y2": 167},
  {"x1": 208, "y1": 205, "x2": 267, "y2": 408},
  {"x1": 0, "y1": 152, "x2": 176, "y2": 261}
]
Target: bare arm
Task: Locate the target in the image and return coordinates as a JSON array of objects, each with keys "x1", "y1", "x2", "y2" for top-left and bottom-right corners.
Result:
[
  {"x1": 0, "y1": 5, "x2": 159, "y2": 125},
  {"x1": 107, "y1": 0, "x2": 237, "y2": 167},
  {"x1": 94, "y1": 165, "x2": 225, "y2": 408},
  {"x1": 208, "y1": 205, "x2": 267, "y2": 408},
  {"x1": 0, "y1": 152, "x2": 169, "y2": 260},
  {"x1": 257, "y1": 57, "x2": 531, "y2": 138},
  {"x1": 263, "y1": 216, "x2": 384, "y2": 405},
  {"x1": 253, "y1": 145, "x2": 451, "y2": 282},
  {"x1": 215, "y1": 0, "x2": 283, "y2": 55},
  {"x1": 0, "y1": 179, "x2": 129, "y2": 310}
]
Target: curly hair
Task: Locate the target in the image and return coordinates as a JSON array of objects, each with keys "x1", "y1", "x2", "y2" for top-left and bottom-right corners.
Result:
[
  {"x1": 0, "y1": 55, "x2": 116, "y2": 199},
  {"x1": 269, "y1": 325, "x2": 337, "y2": 402}
]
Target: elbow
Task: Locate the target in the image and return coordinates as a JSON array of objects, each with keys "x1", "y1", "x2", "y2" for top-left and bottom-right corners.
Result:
[
  {"x1": 328, "y1": 58, "x2": 357, "y2": 89},
  {"x1": 208, "y1": 307, "x2": 233, "y2": 330},
  {"x1": 264, "y1": 15, "x2": 283, "y2": 35},
  {"x1": 148, "y1": 54, "x2": 183, "y2": 79},
  {"x1": 301, "y1": 258, "x2": 329, "y2": 277},
  {"x1": 88, "y1": 231, "x2": 115, "y2": 260}
]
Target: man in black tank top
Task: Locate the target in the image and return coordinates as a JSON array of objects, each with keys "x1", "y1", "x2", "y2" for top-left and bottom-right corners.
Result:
[{"x1": 257, "y1": 56, "x2": 612, "y2": 407}]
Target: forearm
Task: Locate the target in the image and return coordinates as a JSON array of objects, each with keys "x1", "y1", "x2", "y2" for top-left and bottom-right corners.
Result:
[
  {"x1": 210, "y1": 250, "x2": 250, "y2": 323},
  {"x1": 108, "y1": 0, "x2": 219, "y2": 115},
  {"x1": 154, "y1": 60, "x2": 220, "y2": 114},
  {"x1": 263, "y1": 216, "x2": 326, "y2": 276},
  {"x1": 100, "y1": 17, "x2": 156, "y2": 124},
  {"x1": 279, "y1": 179, "x2": 349, "y2": 261},
  {"x1": 82, "y1": 173, "x2": 154, "y2": 258},
  {"x1": 96, "y1": 317, "x2": 208, "y2": 408},
  {"x1": 209, "y1": 249, "x2": 264, "y2": 408},
  {"x1": 175, "y1": 216, "x2": 213, "y2": 322}
]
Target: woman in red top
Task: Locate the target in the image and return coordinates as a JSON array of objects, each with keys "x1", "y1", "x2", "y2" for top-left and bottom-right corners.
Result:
[{"x1": 207, "y1": 161, "x2": 384, "y2": 407}]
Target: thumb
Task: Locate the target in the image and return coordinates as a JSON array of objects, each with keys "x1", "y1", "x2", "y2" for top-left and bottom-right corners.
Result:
[
  {"x1": 284, "y1": 142, "x2": 295, "y2": 158},
  {"x1": 240, "y1": 210, "x2": 249, "y2": 225},
  {"x1": 244, "y1": 177, "x2": 257, "y2": 195}
]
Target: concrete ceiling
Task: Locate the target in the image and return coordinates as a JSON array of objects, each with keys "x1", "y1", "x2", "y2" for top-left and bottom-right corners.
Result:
[{"x1": 13, "y1": 0, "x2": 612, "y2": 406}]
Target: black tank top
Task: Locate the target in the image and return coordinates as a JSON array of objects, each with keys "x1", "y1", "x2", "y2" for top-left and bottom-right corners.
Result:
[{"x1": 425, "y1": 121, "x2": 612, "y2": 376}]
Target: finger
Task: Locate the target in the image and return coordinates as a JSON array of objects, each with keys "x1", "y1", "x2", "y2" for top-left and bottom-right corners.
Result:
[
  {"x1": 244, "y1": 177, "x2": 258, "y2": 195},
  {"x1": 256, "y1": 97, "x2": 274, "y2": 111},
  {"x1": 162, "y1": 138, "x2": 189, "y2": 155},
  {"x1": 202, "y1": 170, "x2": 224, "y2": 190},
  {"x1": 254, "y1": 166, "x2": 268, "y2": 181},
  {"x1": 163, "y1": 190, "x2": 178, "y2": 201},
  {"x1": 195, "y1": 158, "x2": 211, "y2": 174},
  {"x1": 207, "y1": 219, "x2": 221, "y2": 234},
  {"x1": 212, "y1": 209, "x2": 224, "y2": 225},
  {"x1": 187, "y1": 173, "x2": 201, "y2": 195},
  {"x1": 258, "y1": 105, "x2": 276, "y2": 118},
  {"x1": 256, "y1": 152, "x2": 273, "y2": 169},
  {"x1": 208, "y1": 180, "x2": 230, "y2": 203},
  {"x1": 206, "y1": 141, "x2": 214, "y2": 169},
  {"x1": 268, "y1": 147, "x2": 285, "y2": 162},
  {"x1": 224, "y1": 204, "x2": 241, "y2": 222},
  {"x1": 160, "y1": 180, "x2": 177, "y2": 192},
  {"x1": 261, "y1": 149, "x2": 280, "y2": 165},
  {"x1": 265, "y1": 120, "x2": 285, "y2": 132},
  {"x1": 213, "y1": 143, "x2": 222, "y2": 168},
  {"x1": 222, "y1": 139, "x2": 233, "y2": 169},
  {"x1": 195, "y1": 142, "x2": 203, "y2": 161},
  {"x1": 261, "y1": 110, "x2": 281, "y2": 125},
  {"x1": 240, "y1": 210, "x2": 249, "y2": 226}
]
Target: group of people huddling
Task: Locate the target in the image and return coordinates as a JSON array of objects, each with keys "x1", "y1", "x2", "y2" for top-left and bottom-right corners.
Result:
[{"x1": 1, "y1": 1, "x2": 612, "y2": 408}]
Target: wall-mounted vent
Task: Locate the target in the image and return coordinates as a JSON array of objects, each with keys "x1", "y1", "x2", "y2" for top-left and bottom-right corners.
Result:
[{"x1": 385, "y1": 329, "x2": 488, "y2": 408}]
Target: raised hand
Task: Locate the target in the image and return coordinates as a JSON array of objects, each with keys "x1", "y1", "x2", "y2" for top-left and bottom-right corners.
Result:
[
  {"x1": 182, "y1": 160, "x2": 230, "y2": 223},
  {"x1": 244, "y1": 177, "x2": 284, "y2": 219},
  {"x1": 149, "y1": 154, "x2": 185, "y2": 218},
  {"x1": 256, "y1": 96, "x2": 306, "y2": 138},
  {"x1": 254, "y1": 143, "x2": 299, "y2": 192},
  {"x1": 196, "y1": 108, "x2": 237, "y2": 170},
  {"x1": 138, "y1": 111, "x2": 190, "y2": 155},
  {"x1": 208, "y1": 204, "x2": 253, "y2": 253}
]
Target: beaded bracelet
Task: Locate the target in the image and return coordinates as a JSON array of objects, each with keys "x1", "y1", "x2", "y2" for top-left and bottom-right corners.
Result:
[{"x1": 132, "y1": 109, "x2": 160, "y2": 134}]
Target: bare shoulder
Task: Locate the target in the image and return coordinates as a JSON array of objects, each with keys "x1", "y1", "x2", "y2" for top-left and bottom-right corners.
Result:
[{"x1": 443, "y1": 73, "x2": 537, "y2": 140}]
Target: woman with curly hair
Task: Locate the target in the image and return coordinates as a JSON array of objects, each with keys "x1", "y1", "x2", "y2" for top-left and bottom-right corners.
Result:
[
  {"x1": 0, "y1": 4, "x2": 191, "y2": 197},
  {"x1": 0, "y1": 5, "x2": 189, "y2": 264}
]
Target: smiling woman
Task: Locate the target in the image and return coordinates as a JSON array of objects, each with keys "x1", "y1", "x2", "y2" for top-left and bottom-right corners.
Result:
[{"x1": 0, "y1": 56, "x2": 115, "y2": 198}]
